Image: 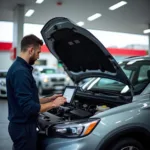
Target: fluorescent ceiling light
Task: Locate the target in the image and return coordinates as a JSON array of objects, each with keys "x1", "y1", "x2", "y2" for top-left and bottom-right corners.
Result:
[
  {"x1": 109, "y1": 1, "x2": 127, "y2": 10},
  {"x1": 143, "y1": 29, "x2": 150, "y2": 34},
  {"x1": 25, "y1": 9, "x2": 35, "y2": 17},
  {"x1": 36, "y1": 0, "x2": 44, "y2": 4},
  {"x1": 87, "y1": 13, "x2": 102, "y2": 21},
  {"x1": 76, "y1": 21, "x2": 84, "y2": 26}
]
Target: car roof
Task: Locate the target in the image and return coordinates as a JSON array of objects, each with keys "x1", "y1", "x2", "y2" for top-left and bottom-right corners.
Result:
[{"x1": 122, "y1": 55, "x2": 150, "y2": 62}]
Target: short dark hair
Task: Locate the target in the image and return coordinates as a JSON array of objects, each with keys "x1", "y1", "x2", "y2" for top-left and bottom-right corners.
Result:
[{"x1": 21, "y1": 34, "x2": 43, "y2": 52}]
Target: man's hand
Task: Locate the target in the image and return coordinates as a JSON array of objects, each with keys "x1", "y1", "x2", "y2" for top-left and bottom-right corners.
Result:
[
  {"x1": 52, "y1": 96, "x2": 66, "y2": 108},
  {"x1": 48, "y1": 94, "x2": 62, "y2": 101},
  {"x1": 40, "y1": 94, "x2": 63, "y2": 104},
  {"x1": 40, "y1": 96, "x2": 66, "y2": 112}
]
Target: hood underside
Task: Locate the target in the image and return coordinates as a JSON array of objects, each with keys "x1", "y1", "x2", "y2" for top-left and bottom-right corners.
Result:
[{"x1": 41, "y1": 17, "x2": 132, "y2": 89}]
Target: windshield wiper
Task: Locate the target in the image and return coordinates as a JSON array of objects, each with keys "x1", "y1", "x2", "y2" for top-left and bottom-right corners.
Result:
[
  {"x1": 91, "y1": 89, "x2": 131, "y2": 102},
  {"x1": 88, "y1": 88, "x2": 126, "y2": 97}
]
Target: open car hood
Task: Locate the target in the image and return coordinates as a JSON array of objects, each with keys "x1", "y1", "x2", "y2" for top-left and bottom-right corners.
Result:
[{"x1": 41, "y1": 17, "x2": 133, "y2": 92}]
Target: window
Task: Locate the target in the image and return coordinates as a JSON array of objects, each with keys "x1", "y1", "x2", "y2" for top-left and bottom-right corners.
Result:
[
  {"x1": 138, "y1": 65, "x2": 150, "y2": 82},
  {"x1": 121, "y1": 66, "x2": 133, "y2": 79},
  {"x1": 34, "y1": 59, "x2": 47, "y2": 66},
  {"x1": 83, "y1": 60, "x2": 150, "y2": 95},
  {"x1": 41, "y1": 69, "x2": 56, "y2": 74},
  {"x1": 88, "y1": 78, "x2": 125, "y2": 92}
]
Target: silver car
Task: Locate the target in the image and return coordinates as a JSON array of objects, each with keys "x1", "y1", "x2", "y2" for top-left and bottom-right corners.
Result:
[
  {"x1": 0, "y1": 70, "x2": 7, "y2": 98},
  {"x1": 37, "y1": 18, "x2": 150, "y2": 150},
  {"x1": 32, "y1": 66, "x2": 69, "y2": 95}
]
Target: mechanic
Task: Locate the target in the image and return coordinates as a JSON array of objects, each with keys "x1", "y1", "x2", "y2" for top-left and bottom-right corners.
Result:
[{"x1": 6, "y1": 34, "x2": 66, "y2": 150}]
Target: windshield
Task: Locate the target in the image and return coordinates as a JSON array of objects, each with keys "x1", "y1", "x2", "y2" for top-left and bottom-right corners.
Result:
[
  {"x1": 40, "y1": 69, "x2": 57, "y2": 74},
  {"x1": 83, "y1": 59, "x2": 150, "y2": 95},
  {"x1": 0, "y1": 72, "x2": 7, "y2": 78}
]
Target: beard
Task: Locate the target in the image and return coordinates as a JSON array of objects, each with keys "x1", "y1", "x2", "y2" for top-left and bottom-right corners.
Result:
[{"x1": 29, "y1": 55, "x2": 36, "y2": 65}]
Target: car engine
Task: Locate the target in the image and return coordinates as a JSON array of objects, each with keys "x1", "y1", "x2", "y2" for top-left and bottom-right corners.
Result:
[
  {"x1": 37, "y1": 97, "x2": 111, "y2": 132},
  {"x1": 49, "y1": 100, "x2": 95, "y2": 120}
]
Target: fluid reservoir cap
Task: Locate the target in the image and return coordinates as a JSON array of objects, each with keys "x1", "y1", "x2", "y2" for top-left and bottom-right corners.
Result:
[{"x1": 96, "y1": 105, "x2": 110, "y2": 111}]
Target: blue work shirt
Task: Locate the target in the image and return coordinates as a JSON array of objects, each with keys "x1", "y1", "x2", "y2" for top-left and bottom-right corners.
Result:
[{"x1": 6, "y1": 56, "x2": 41, "y2": 123}]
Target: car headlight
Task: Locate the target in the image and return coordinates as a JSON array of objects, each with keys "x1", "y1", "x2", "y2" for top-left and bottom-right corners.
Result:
[
  {"x1": 66, "y1": 76, "x2": 70, "y2": 82},
  {"x1": 46, "y1": 118, "x2": 100, "y2": 138},
  {"x1": 43, "y1": 77, "x2": 49, "y2": 83}
]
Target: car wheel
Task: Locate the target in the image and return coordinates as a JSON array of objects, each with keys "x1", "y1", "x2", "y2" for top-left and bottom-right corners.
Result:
[
  {"x1": 110, "y1": 138, "x2": 144, "y2": 150},
  {"x1": 38, "y1": 84, "x2": 43, "y2": 95}
]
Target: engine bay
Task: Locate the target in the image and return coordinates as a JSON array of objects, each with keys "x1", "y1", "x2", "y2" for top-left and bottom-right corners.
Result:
[
  {"x1": 37, "y1": 86, "x2": 126, "y2": 133},
  {"x1": 48, "y1": 99, "x2": 108, "y2": 121},
  {"x1": 38, "y1": 95, "x2": 112, "y2": 132}
]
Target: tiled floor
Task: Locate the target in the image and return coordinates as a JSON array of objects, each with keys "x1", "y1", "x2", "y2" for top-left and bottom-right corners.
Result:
[{"x1": 0, "y1": 98, "x2": 13, "y2": 150}]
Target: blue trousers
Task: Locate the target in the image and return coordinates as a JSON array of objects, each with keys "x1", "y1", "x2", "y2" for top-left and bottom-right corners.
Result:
[{"x1": 8, "y1": 122, "x2": 38, "y2": 150}]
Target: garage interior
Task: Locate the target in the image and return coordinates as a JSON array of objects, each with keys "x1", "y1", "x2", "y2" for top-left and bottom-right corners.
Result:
[{"x1": 0, "y1": 0, "x2": 150, "y2": 149}]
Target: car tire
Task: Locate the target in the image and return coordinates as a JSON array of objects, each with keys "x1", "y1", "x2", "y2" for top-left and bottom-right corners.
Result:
[{"x1": 110, "y1": 138, "x2": 144, "y2": 150}]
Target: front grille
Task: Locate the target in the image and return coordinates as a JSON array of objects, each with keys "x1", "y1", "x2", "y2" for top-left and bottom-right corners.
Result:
[
  {"x1": 1, "y1": 90, "x2": 6, "y2": 94},
  {"x1": 53, "y1": 84, "x2": 64, "y2": 86},
  {"x1": 51, "y1": 78, "x2": 57, "y2": 82},
  {"x1": 51, "y1": 78, "x2": 65, "y2": 82},
  {"x1": 59, "y1": 78, "x2": 65, "y2": 82}
]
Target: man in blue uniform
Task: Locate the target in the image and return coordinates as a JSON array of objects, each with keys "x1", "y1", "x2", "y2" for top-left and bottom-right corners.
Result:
[{"x1": 6, "y1": 34, "x2": 66, "y2": 150}]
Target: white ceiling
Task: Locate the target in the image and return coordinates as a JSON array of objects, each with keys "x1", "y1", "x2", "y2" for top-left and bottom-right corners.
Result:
[{"x1": 0, "y1": 0, "x2": 150, "y2": 35}]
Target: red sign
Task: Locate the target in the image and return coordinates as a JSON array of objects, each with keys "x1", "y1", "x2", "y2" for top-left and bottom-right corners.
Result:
[
  {"x1": 0, "y1": 42, "x2": 148, "y2": 57},
  {"x1": 10, "y1": 47, "x2": 16, "y2": 60},
  {"x1": 0, "y1": 42, "x2": 12, "y2": 51}
]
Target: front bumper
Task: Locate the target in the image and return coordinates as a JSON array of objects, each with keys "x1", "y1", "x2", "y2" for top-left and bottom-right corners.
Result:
[
  {"x1": 0, "y1": 86, "x2": 7, "y2": 97},
  {"x1": 38, "y1": 133, "x2": 101, "y2": 150},
  {"x1": 42, "y1": 82, "x2": 67, "y2": 91}
]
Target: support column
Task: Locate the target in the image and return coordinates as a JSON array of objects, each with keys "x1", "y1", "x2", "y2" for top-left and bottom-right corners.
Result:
[
  {"x1": 148, "y1": 24, "x2": 150, "y2": 56},
  {"x1": 148, "y1": 34, "x2": 150, "y2": 56},
  {"x1": 13, "y1": 4, "x2": 24, "y2": 57}
]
